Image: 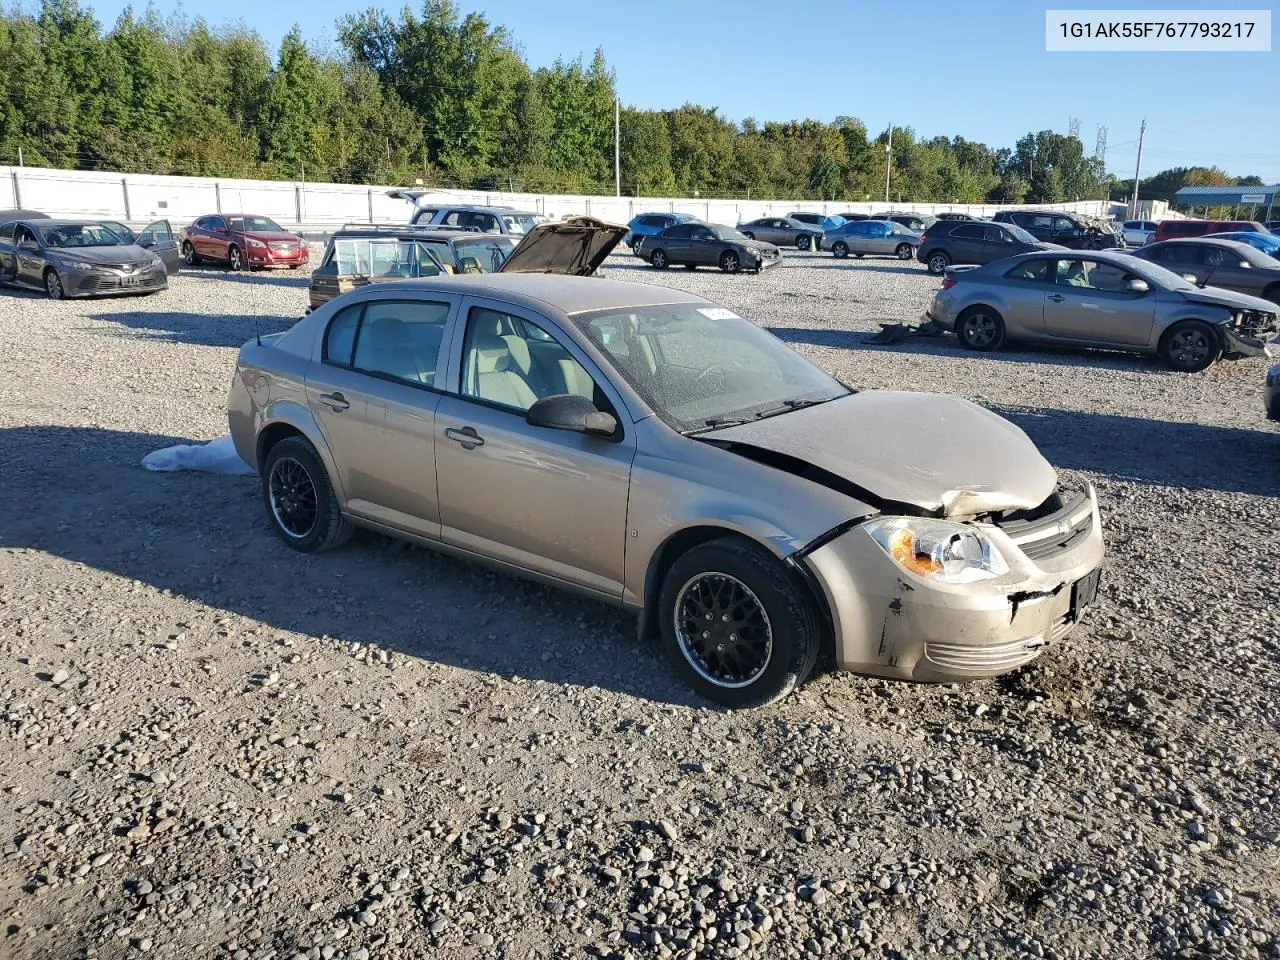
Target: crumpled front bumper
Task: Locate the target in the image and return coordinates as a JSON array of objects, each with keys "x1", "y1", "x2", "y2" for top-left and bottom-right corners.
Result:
[
  {"x1": 1221, "y1": 323, "x2": 1277, "y2": 359},
  {"x1": 800, "y1": 488, "x2": 1105, "y2": 682}
]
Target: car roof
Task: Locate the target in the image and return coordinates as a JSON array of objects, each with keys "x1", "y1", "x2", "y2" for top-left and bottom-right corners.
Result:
[
  {"x1": 367, "y1": 273, "x2": 708, "y2": 315},
  {"x1": 17, "y1": 218, "x2": 120, "y2": 228},
  {"x1": 438, "y1": 205, "x2": 540, "y2": 215}
]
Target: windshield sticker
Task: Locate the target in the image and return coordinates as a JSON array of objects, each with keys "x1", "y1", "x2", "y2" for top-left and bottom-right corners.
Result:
[{"x1": 697, "y1": 307, "x2": 740, "y2": 321}]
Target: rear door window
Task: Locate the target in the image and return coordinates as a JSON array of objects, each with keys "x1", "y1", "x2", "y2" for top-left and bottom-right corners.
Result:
[
  {"x1": 665, "y1": 224, "x2": 693, "y2": 240},
  {"x1": 0, "y1": 223, "x2": 14, "y2": 242},
  {"x1": 351, "y1": 300, "x2": 452, "y2": 387},
  {"x1": 951, "y1": 224, "x2": 985, "y2": 240}
]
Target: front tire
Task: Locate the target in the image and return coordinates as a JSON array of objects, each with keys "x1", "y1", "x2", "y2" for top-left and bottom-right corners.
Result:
[
  {"x1": 896, "y1": 243, "x2": 913, "y2": 260},
  {"x1": 650, "y1": 248, "x2": 668, "y2": 269},
  {"x1": 926, "y1": 251, "x2": 950, "y2": 275},
  {"x1": 658, "y1": 538, "x2": 820, "y2": 709},
  {"x1": 261, "y1": 436, "x2": 352, "y2": 553},
  {"x1": 719, "y1": 250, "x2": 741, "y2": 273},
  {"x1": 795, "y1": 235, "x2": 811, "y2": 251},
  {"x1": 957, "y1": 306, "x2": 1006, "y2": 352},
  {"x1": 228, "y1": 245, "x2": 244, "y2": 271},
  {"x1": 832, "y1": 241, "x2": 849, "y2": 259},
  {"x1": 1159, "y1": 320, "x2": 1221, "y2": 373},
  {"x1": 44, "y1": 269, "x2": 64, "y2": 300}
]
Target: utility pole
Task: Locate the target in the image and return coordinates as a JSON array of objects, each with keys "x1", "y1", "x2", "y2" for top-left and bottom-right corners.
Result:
[
  {"x1": 614, "y1": 97, "x2": 621, "y2": 198},
  {"x1": 1130, "y1": 118, "x2": 1147, "y2": 218},
  {"x1": 17, "y1": 146, "x2": 23, "y2": 167},
  {"x1": 884, "y1": 125, "x2": 893, "y2": 204}
]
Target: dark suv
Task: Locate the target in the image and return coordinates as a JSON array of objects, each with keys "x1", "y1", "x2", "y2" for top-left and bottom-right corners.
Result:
[
  {"x1": 992, "y1": 209, "x2": 1120, "y2": 249},
  {"x1": 916, "y1": 219, "x2": 1056, "y2": 274}
]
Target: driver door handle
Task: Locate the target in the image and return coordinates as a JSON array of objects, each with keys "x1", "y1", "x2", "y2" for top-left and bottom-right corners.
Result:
[
  {"x1": 1047, "y1": 293, "x2": 1066, "y2": 302},
  {"x1": 445, "y1": 426, "x2": 485, "y2": 449},
  {"x1": 319, "y1": 392, "x2": 349, "y2": 412}
]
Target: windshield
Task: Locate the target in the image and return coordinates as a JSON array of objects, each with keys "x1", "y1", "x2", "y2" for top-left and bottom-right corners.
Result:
[
  {"x1": 575, "y1": 303, "x2": 849, "y2": 432},
  {"x1": 713, "y1": 225, "x2": 751, "y2": 242},
  {"x1": 825, "y1": 216, "x2": 846, "y2": 227},
  {"x1": 229, "y1": 216, "x2": 284, "y2": 233},
  {"x1": 501, "y1": 213, "x2": 547, "y2": 236},
  {"x1": 1004, "y1": 223, "x2": 1038, "y2": 244},
  {"x1": 1119, "y1": 255, "x2": 1196, "y2": 290},
  {"x1": 39, "y1": 223, "x2": 128, "y2": 247},
  {"x1": 451, "y1": 236, "x2": 518, "y2": 273}
]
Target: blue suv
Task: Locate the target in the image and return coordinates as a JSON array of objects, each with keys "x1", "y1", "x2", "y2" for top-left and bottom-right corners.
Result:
[{"x1": 624, "y1": 212, "x2": 701, "y2": 254}]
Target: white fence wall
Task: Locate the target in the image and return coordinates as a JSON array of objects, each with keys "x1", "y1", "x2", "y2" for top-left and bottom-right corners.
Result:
[{"x1": 1, "y1": 165, "x2": 1122, "y2": 228}]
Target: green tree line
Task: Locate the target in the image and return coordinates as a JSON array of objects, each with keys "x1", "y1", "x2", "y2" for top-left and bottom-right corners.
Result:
[{"x1": 1, "y1": 0, "x2": 1252, "y2": 203}]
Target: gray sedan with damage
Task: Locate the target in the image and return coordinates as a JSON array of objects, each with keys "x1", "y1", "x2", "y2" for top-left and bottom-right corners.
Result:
[
  {"x1": 926, "y1": 251, "x2": 1278, "y2": 372},
  {"x1": 735, "y1": 217, "x2": 825, "y2": 251},
  {"x1": 0, "y1": 218, "x2": 178, "y2": 299}
]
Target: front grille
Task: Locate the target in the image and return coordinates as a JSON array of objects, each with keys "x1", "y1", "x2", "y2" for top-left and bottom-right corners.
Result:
[
  {"x1": 926, "y1": 635, "x2": 1045, "y2": 672},
  {"x1": 992, "y1": 489, "x2": 1093, "y2": 563},
  {"x1": 1234, "y1": 310, "x2": 1277, "y2": 339},
  {"x1": 80, "y1": 269, "x2": 165, "y2": 292},
  {"x1": 270, "y1": 242, "x2": 299, "y2": 254}
]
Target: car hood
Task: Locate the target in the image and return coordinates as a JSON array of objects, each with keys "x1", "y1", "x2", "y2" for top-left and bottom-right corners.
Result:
[
  {"x1": 1178, "y1": 286, "x2": 1279, "y2": 313},
  {"x1": 242, "y1": 231, "x2": 302, "y2": 243},
  {"x1": 49, "y1": 245, "x2": 154, "y2": 266},
  {"x1": 739, "y1": 238, "x2": 780, "y2": 253},
  {"x1": 497, "y1": 216, "x2": 626, "y2": 275},
  {"x1": 704, "y1": 391, "x2": 1057, "y2": 516}
]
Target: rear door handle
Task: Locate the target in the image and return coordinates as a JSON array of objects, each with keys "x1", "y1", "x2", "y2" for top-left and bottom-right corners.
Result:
[
  {"x1": 319, "y1": 391, "x2": 350, "y2": 412},
  {"x1": 1047, "y1": 294, "x2": 1066, "y2": 302},
  {"x1": 445, "y1": 426, "x2": 484, "y2": 449}
]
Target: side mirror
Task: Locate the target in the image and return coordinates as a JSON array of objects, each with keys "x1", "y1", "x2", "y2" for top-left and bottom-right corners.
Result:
[
  {"x1": 526, "y1": 394, "x2": 617, "y2": 438},
  {"x1": 137, "y1": 236, "x2": 154, "y2": 248},
  {"x1": 1126, "y1": 278, "x2": 1150, "y2": 293},
  {"x1": 1181, "y1": 273, "x2": 1199, "y2": 283},
  {"x1": 1238, "y1": 261, "x2": 1252, "y2": 269}
]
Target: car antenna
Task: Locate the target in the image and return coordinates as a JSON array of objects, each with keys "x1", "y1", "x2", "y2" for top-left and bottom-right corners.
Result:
[
  {"x1": 255, "y1": 315, "x2": 262, "y2": 346},
  {"x1": 1197, "y1": 261, "x2": 1218, "y2": 289}
]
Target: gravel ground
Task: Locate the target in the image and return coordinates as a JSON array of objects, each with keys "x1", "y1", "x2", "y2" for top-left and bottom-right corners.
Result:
[{"x1": 2, "y1": 247, "x2": 1278, "y2": 960}]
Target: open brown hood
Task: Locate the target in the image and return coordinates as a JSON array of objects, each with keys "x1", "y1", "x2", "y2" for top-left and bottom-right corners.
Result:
[{"x1": 498, "y1": 216, "x2": 627, "y2": 276}]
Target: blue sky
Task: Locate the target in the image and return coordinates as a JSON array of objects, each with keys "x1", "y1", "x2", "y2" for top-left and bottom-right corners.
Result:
[{"x1": 82, "y1": 0, "x2": 1278, "y2": 182}]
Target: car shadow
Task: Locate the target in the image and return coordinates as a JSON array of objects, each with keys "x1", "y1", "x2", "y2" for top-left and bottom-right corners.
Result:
[
  {"x1": 0, "y1": 425, "x2": 703, "y2": 708},
  {"x1": 88, "y1": 310, "x2": 301, "y2": 348},
  {"x1": 179, "y1": 265, "x2": 312, "y2": 290},
  {"x1": 995, "y1": 405, "x2": 1280, "y2": 497}
]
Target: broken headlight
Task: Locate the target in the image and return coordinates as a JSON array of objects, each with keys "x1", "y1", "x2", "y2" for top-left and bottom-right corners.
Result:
[{"x1": 863, "y1": 517, "x2": 1009, "y2": 584}]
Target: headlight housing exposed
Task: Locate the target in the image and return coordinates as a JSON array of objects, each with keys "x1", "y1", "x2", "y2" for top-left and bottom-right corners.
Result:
[
  {"x1": 247, "y1": 237, "x2": 267, "y2": 251},
  {"x1": 863, "y1": 517, "x2": 1008, "y2": 584}
]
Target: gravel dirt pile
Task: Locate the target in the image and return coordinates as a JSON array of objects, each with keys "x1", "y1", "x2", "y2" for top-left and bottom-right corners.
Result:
[{"x1": 2, "y1": 249, "x2": 1278, "y2": 960}]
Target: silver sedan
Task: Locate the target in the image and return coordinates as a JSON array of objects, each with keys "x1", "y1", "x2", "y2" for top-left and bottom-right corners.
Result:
[
  {"x1": 230, "y1": 273, "x2": 1104, "y2": 707},
  {"x1": 735, "y1": 217, "x2": 825, "y2": 250},
  {"x1": 824, "y1": 219, "x2": 922, "y2": 260},
  {"x1": 926, "y1": 251, "x2": 1278, "y2": 372}
]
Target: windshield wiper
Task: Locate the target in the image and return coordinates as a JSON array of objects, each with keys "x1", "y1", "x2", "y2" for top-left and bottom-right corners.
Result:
[
  {"x1": 752, "y1": 396, "x2": 836, "y2": 421},
  {"x1": 683, "y1": 416, "x2": 752, "y2": 436}
]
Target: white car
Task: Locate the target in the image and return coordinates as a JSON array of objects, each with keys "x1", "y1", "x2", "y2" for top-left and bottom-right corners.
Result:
[{"x1": 1120, "y1": 220, "x2": 1158, "y2": 247}]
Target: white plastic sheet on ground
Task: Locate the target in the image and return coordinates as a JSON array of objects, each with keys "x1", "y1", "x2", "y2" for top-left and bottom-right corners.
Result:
[{"x1": 142, "y1": 434, "x2": 255, "y2": 476}]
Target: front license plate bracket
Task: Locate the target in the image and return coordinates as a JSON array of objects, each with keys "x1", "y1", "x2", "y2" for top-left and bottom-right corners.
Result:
[{"x1": 1070, "y1": 567, "x2": 1102, "y2": 621}]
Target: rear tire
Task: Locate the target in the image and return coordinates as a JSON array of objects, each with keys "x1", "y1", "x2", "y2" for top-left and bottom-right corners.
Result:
[
  {"x1": 926, "y1": 251, "x2": 950, "y2": 275},
  {"x1": 658, "y1": 538, "x2": 821, "y2": 709},
  {"x1": 896, "y1": 243, "x2": 913, "y2": 260},
  {"x1": 650, "y1": 248, "x2": 668, "y2": 269},
  {"x1": 1159, "y1": 320, "x2": 1221, "y2": 373},
  {"x1": 631, "y1": 239, "x2": 644, "y2": 256},
  {"x1": 261, "y1": 436, "x2": 352, "y2": 553},
  {"x1": 957, "y1": 306, "x2": 1006, "y2": 352},
  {"x1": 182, "y1": 241, "x2": 200, "y2": 266},
  {"x1": 832, "y1": 241, "x2": 849, "y2": 259},
  {"x1": 742, "y1": 232, "x2": 755, "y2": 240}
]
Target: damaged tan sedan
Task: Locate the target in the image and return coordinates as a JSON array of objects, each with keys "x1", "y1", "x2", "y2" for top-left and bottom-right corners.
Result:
[{"x1": 229, "y1": 241, "x2": 1103, "y2": 707}]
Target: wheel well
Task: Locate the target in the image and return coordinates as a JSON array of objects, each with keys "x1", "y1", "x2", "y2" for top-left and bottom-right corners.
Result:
[
  {"x1": 256, "y1": 422, "x2": 304, "y2": 470},
  {"x1": 1262, "y1": 282, "x2": 1280, "y2": 303},
  {"x1": 957, "y1": 303, "x2": 1002, "y2": 323},
  {"x1": 637, "y1": 527, "x2": 834, "y2": 656}
]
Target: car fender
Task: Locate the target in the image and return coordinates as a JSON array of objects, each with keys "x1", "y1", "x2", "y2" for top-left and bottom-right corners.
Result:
[
  {"x1": 253, "y1": 398, "x2": 347, "y2": 501},
  {"x1": 1153, "y1": 300, "x2": 1232, "y2": 350}
]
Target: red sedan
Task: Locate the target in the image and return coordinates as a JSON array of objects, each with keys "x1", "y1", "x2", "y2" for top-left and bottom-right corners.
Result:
[{"x1": 181, "y1": 214, "x2": 308, "y2": 271}]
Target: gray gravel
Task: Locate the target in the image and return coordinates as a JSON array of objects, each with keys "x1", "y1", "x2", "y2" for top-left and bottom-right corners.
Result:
[{"x1": 2, "y1": 247, "x2": 1278, "y2": 960}]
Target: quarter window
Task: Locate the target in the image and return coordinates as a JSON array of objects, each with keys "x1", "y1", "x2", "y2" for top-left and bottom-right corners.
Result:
[
  {"x1": 1005, "y1": 259, "x2": 1050, "y2": 282},
  {"x1": 461, "y1": 307, "x2": 597, "y2": 413}
]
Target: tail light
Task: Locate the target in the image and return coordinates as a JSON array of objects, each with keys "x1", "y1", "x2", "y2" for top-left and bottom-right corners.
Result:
[{"x1": 940, "y1": 276, "x2": 957, "y2": 290}]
